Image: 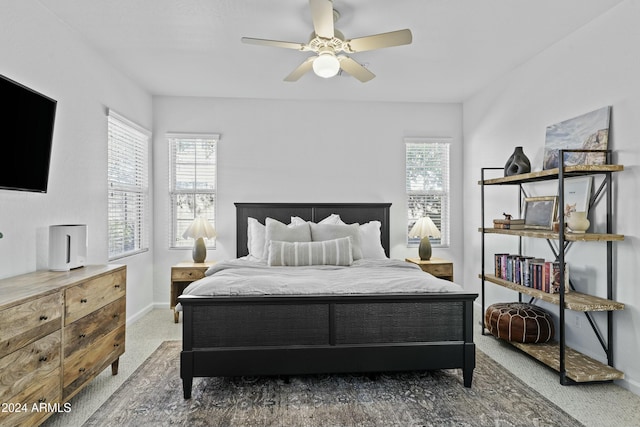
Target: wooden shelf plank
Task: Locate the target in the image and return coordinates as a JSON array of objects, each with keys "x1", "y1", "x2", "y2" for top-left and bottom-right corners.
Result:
[
  {"x1": 479, "y1": 228, "x2": 624, "y2": 242},
  {"x1": 479, "y1": 164, "x2": 624, "y2": 185},
  {"x1": 480, "y1": 274, "x2": 624, "y2": 311},
  {"x1": 508, "y1": 341, "x2": 624, "y2": 382}
]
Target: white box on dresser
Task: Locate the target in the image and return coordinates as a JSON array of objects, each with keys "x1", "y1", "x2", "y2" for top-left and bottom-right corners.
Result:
[{"x1": 0, "y1": 265, "x2": 126, "y2": 427}]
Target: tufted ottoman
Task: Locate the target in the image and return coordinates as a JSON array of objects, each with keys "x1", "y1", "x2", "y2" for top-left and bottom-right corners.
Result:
[{"x1": 485, "y1": 302, "x2": 554, "y2": 343}]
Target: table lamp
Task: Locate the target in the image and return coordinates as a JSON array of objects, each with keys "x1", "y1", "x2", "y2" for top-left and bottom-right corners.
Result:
[
  {"x1": 182, "y1": 217, "x2": 216, "y2": 263},
  {"x1": 408, "y1": 216, "x2": 441, "y2": 260}
]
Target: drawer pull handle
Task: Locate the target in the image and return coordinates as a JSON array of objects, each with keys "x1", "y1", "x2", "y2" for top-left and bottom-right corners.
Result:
[
  {"x1": 114, "y1": 343, "x2": 120, "y2": 348},
  {"x1": 38, "y1": 398, "x2": 47, "y2": 404},
  {"x1": 39, "y1": 356, "x2": 48, "y2": 362},
  {"x1": 80, "y1": 298, "x2": 88, "y2": 303},
  {"x1": 114, "y1": 284, "x2": 121, "y2": 288},
  {"x1": 79, "y1": 333, "x2": 86, "y2": 338},
  {"x1": 113, "y1": 314, "x2": 119, "y2": 319},
  {"x1": 39, "y1": 315, "x2": 48, "y2": 321},
  {"x1": 79, "y1": 367, "x2": 86, "y2": 373}
]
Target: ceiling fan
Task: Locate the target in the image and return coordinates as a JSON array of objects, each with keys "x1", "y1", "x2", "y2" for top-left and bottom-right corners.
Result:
[{"x1": 241, "y1": 0, "x2": 412, "y2": 83}]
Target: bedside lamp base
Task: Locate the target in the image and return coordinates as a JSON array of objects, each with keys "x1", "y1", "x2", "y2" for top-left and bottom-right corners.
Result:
[{"x1": 418, "y1": 237, "x2": 432, "y2": 261}]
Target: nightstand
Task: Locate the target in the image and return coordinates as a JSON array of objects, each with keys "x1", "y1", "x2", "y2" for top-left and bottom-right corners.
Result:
[
  {"x1": 171, "y1": 261, "x2": 215, "y2": 322},
  {"x1": 405, "y1": 257, "x2": 454, "y2": 281}
]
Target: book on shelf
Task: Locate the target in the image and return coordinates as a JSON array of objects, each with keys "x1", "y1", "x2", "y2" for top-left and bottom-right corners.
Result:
[
  {"x1": 527, "y1": 260, "x2": 570, "y2": 293},
  {"x1": 493, "y1": 218, "x2": 525, "y2": 229},
  {"x1": 493, "y1": 223, "x2": 525, "y2": 230},
  {"x1": 493, "y1": 218, "x2": 525, "y2": 225},
  {"x1": 523, "y1": 257, "x2": 544, "y2": 288},
  {"x1": 550, "y1": 262, "x2": 570, "y2": 294},
  {"x1": 494, "y1": 253, "x2": 510, "y2": 279},
  {"x1": 493, "y1": 253, "x2": 569, "y2": 294}
]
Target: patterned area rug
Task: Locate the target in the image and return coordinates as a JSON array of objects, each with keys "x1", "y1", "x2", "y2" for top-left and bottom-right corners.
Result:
[{"x1": 83, "y1": 341, "x2": 583, "y2": 427}]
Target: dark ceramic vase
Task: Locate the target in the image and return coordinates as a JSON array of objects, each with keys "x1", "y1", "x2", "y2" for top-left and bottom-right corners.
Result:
[{"x1": 504, "y1": 146, "x2": 531, "y2": 176}]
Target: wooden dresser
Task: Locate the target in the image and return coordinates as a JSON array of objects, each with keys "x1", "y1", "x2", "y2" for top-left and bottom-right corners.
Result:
[{"x1": 0, "y1": 265, "x2": 126, "y2": 426}]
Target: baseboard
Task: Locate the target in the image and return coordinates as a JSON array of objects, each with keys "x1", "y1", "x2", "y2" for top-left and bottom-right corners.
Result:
[
  {"x1": 126, "y1": 302, "x2": 155, "y2": 326},
  {"x1": 618, "y1": 377, "x2": 640, "y2": 396}
]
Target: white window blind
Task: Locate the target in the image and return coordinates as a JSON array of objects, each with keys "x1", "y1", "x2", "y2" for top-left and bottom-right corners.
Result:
[
  {"x1": 168, "y1": 133, "x2": 218, "y2": 248},
  {"x1": 405, "y1": 138, "x2": 451, "y2": 247},
  {"x1": 107, "y1": 110, "x2": 150, "y2": 260}
]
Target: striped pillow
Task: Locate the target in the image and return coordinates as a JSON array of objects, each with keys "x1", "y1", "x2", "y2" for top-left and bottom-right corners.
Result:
[{"x1": 268, "y1": 237, "x2": 353, "y2": 267}]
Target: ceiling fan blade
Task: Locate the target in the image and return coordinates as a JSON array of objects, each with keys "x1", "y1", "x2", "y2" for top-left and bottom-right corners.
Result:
[
  {"x1": 284, "y1": 57, "x2": 315, "y2": 82},
  {"x1": 346, "y1": 29, "x2": 412, "y2": 52},
  {"x1": 338, "y1": 56, "x2": 375, "y2": 83},
  {"x1": 309, "y1": 0, "x2": 334, "y2": 39},
  {"x1": 241, "y1": 37, "x2": 306, "y2": 51}
]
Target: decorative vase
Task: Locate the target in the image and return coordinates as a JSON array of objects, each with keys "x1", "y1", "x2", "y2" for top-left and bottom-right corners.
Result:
[
  {"x1": 567, "y1": 211, "x2": 590, "y2": 233},
  {"x1": 504, "y1": 146, "x2": 531, "y2": 177}
]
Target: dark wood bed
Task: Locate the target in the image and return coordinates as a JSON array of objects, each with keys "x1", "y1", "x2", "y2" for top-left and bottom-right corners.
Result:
[{"x1": 179, "y1": 202, "x2": 477, "y2": 399}]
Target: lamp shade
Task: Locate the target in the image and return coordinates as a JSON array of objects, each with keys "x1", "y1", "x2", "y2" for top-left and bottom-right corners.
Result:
[
  {"x1": 182, "y1": 216, "x2": 217, "y2": 240},
  {"x1": 409, "y1": 217, "x2": 440, "y2": 261},
  {"x1": 313, "y1": 52, "x2": 340, "y2": 78},
  {"x1": 409, "y1": 217, "x2": 441, "y2": 239}
]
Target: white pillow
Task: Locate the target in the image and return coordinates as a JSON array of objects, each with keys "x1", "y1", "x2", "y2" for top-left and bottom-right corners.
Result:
[
  {"x1": 247, "y1": 217, "x2": 266, "y2": 260},
  {"x1": 290, "y1": 214, "x2": 342, "y2": 226},
  {"x1": 268, "y1": 237, "x2": 353, "y2": 266},
  {"x1": 310, "y1": 223, "x2": 363, "y2": 260},
  {"x1": 263, "y1": 218, "x2": 312, "y2": 260},
  {"x1": 358, "y1": 221, "x2": 387, "y2": 259},
  {"x1": 335, "y1": 219, "x2": 387, "y2": 259}
]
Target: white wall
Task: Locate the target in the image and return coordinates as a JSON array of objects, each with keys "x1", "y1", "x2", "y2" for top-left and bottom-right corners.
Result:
[
  {"x1": 152, "y1": 97, "x2": 464, "y2": 305},
  {"x1": 463, "y1": 0, "x2": 640, "y2": 393},
  {"x1": 0, "y1": 1, "x2": 154, "y2": 320}
]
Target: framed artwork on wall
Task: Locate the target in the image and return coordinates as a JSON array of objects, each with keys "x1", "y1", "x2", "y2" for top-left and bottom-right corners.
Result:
[
  {"x1": 543, "y1": 106, "x2": 611, "y2": 170},
  {"x1": 523, "y1": 196, "x2": 558, "y2": 230}
]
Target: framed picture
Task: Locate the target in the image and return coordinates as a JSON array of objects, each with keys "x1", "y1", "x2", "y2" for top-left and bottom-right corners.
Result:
[
  {"x1": 523, "y1": 196, "x2": 558, "y2": 230},
  {"x1": 562, "y1": 176, "x2": 593, "y2": 219},
  {"x1": 543, "y1": 106, "x2": 611, "y2": 170}
]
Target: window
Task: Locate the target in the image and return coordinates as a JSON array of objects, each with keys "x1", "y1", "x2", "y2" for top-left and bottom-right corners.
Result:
[
  {"x1": 107, "y1": 110, "x2": 150, "y2": 260},
  {"x1": 405, "y1": 138, "x2": 450, "y2": 247},
  {"x1": 168, "y1": 133, "x2": 218, "y2": 248}
]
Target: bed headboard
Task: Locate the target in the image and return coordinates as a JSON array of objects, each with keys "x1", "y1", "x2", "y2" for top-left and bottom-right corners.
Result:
[{"x1": 235, "y1": 202, "x2": 392, "y2": 258}]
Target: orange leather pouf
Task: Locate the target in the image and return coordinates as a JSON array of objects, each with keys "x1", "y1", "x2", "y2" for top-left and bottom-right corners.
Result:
[{"x1": 485, "y1": 302, "x2": 554, "y2": 343}]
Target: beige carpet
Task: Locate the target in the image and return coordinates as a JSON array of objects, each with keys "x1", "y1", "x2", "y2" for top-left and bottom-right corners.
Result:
[{"x1": 82, "y1": 341, "x2": 583, "y2": 427}]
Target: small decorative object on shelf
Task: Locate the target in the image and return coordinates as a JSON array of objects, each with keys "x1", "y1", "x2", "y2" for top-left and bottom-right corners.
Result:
[
  {"x1": 504, "y1": 146, "x2": 531, "y2": 176},
  {"x1": 567, "y1": 211, "x2": 590, "y2": 233}
]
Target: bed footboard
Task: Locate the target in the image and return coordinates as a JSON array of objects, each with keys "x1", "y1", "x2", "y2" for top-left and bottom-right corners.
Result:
[{"x1": 179, "y1": 293, "x2": 476, "y2": 399}]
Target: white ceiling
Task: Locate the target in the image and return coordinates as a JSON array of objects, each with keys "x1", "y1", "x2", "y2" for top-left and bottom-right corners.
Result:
[{"x1": 37, "y1": 0, "x2": 623, "y2": 103}]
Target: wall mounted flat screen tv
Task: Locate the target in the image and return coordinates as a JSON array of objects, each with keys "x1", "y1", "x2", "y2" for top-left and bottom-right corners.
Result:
[{"x1": 0, "y1": 74, "x2": 57, "y2": 193}]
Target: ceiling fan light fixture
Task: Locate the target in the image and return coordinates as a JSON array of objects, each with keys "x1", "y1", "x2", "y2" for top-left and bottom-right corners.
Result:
[{"x1": 312, "y1": 52, "x2": 340, "y2": 78}]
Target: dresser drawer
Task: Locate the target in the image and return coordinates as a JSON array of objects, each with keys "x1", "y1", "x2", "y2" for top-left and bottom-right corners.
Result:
[
  {"x1": 0, "y1": 330, "x2": 61, "y2": 402},
  {"x1": 0, "y1": 292, "x2": 63, "y2": 359},
  {"x1": 64, "y1": 297, "x2": 125, "y2": 358},
  {"x1": 0, "y1": 368, "x2": 61, "y2": 427},
  {"x1": 63, "y1": 325, "x2": 125, "y2": 398},
  {"x1": 65, "y1": 268, "x2": 126, "y2": 325}
]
